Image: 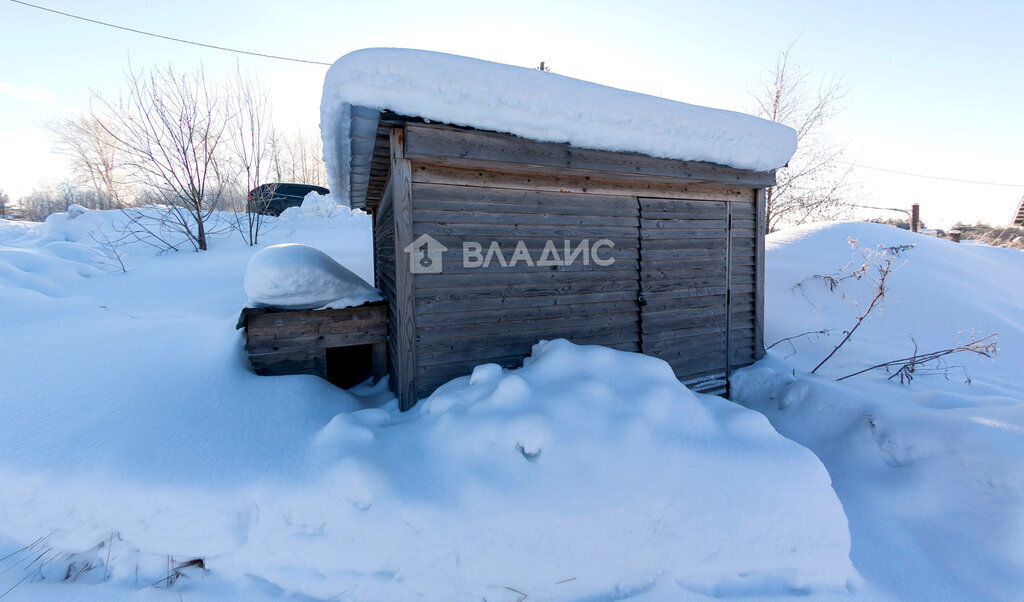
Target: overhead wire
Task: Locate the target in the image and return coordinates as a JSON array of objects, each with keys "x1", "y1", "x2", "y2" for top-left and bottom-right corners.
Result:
[
  {"x1": 8, "y1": 0, "x2": 332, "y2": 65},
  {"x1": 838, "y1": 161, "x2": 1024, "y2": 188},
  {"x1": 9, "y1": 2, "x2": 1024, "y2": 191}
]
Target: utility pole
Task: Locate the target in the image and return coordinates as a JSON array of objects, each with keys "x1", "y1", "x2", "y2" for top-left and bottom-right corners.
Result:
[{"x1": 911, "y1": 203, "x2": 920, "y2": 233}]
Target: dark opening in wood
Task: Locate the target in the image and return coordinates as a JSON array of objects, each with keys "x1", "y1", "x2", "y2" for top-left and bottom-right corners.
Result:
[{"x1": 326, "y1": 344, "x2": 374, "y2": 389}]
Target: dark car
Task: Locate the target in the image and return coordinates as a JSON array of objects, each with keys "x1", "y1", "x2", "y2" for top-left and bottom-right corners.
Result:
[{"x1": 248, "y1": 183, "x2": 330, "y2": 216}]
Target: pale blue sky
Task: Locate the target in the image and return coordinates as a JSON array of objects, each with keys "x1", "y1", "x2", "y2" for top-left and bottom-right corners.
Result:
[{"x1": 2, "y1": 0, "x2": 1022, "y2": 226}]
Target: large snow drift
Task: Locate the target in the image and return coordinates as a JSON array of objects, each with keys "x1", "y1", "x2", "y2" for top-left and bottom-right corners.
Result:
[
  {"x1": 732, "y1": 222, "x2": 1024, "y2": 600},
  {"x1": 6, "y1": 209, "x2": 1024, "y2": 600},
  {"x1": 0, "y1": 207, "x2": 854, "y2": 600},
  {"x1": 321, "y1": 48, "x2": 797, "y2": 204}
]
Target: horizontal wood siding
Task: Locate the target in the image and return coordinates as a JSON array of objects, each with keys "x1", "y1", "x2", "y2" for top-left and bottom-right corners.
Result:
[
  {"x1": 373, "y1": 178, "x2": 400, "y2": 388},
  {"x1": 403, "y1": 123, "x2": 776, "y2": 188},
  {"x1": 754, "y1": 188, "x2": 767, "y2": 362},
  {"x1": 730, "y1": 190, "x2": 759, "y2": 371},
  {"x1": 410, "y1": 178, "x2": 640, "y2": 398},
  {"x1": 245, "y1": 303, "x2": 388, "y2": 377},
  {"x1": 400, "y1": 150, "x2": 763, "y2": 402},
  {"x1": 638, "y1": 196, "x2": 731, "y2": 387}
]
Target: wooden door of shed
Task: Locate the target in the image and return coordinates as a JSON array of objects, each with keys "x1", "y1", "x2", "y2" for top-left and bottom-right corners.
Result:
[{"x1": 638, "y1": 197, "x2": 732, "y2": 391}]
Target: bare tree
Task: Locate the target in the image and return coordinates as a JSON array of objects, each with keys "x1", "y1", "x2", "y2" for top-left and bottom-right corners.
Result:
[
  {"x1": 96, "y1": 63, "x2": 229, "y2": 251},
  {"x1": 17, "y1": 181, "x2": 66, "y2": 220},
  {"x1": 291, "y1": 127, "x2": 327, "y2": 186},
  {"x1": 266, "y1": 127, "x2": 287, "y2": 183},
  {"x1": 753, "y1": 42, "x2": 851, "y2": 231},
  {"x1": 224, "y1": 68, "x2": 274, "y2": 245},
  {"x1": 267, "y1": 126, "x2": 327, "y2": 186},
  {"x1": 0, "y1": 189, "x2": 8, "y2": 219},
  {"x1": 48, "y1": 110, "x2": 127, "y2": 210}
]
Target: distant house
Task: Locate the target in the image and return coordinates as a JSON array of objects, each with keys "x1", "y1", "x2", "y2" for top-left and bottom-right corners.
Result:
[
  {"x1": 292, "y1": 49, "x2": 795, "y2": 410},
  {"x1": 1013, "y1": 195, "x2": 1024, "y2": 226}
]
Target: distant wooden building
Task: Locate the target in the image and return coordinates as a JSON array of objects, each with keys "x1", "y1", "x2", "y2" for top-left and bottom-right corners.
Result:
[{"x1": 316, "y1": 49, "x2": 793, "y2": 410}]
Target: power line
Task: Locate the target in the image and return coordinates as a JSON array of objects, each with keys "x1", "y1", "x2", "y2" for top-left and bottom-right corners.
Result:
[
  {"x1": 8, "y1": 0, "x2": 332, "y2": 66},
  {"x1": 839, "y1": 160, "x2": 1024, "y2": 188},
  {"x1": 9, "y1": 0, "x2": 1024, "y2": 191}
]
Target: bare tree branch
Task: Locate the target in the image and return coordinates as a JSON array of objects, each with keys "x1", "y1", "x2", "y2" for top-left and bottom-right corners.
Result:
[
  {"x1": 837, "y1": 333, "x2": 998, "y2": 383},
  {"x1": 94, "y1": 63, "x2": 228, "y2": 251},
  {"x1": 224, "y1": 66, "x2": 274, "y2": 245},
  {"x1": 752, "y1": 41, "x2": 853, "y2": 232}
]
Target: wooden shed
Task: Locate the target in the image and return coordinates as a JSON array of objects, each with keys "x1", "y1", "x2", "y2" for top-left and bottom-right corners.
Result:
[{"x1": 321, "y1": 49, "x2": 796, "y2": 410}]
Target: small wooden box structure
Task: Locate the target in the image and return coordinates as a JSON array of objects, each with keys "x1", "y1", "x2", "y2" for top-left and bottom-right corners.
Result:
[
  {"x1": 314, "y1": 49, "x2": 794, "y2": 410},
  {"x1": 238, "y1": 301, "x2": 388, "y2": 387},
  {"x1": 344, "y1": 117, "x2": 773, "y2": 410}
]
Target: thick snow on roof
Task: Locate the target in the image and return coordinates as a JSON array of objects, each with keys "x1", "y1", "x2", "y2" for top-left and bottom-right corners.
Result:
[
  {"x1": 321, "y1": 48, "x2": 797, "y2": 205},
  {"x1": 244, "y1": 243, "x2": 381, "y2": 310}
]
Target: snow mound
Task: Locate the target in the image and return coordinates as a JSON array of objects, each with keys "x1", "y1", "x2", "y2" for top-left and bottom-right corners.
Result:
[
  {"x1": 243, "y1": 243, "x2": 381, "y2": 310},
  {"x1": 0, "y1": 337, "x2": 855, "y2": 600},
  {"x1": 732, "y1": 221, "x2": 1024, "y2": 599},
  {"x1": 322, "y1": 48, "x2": 796, "y2": 203},
  {"x1": 362, "y1": 339, "x2": 856, "y2": 598},
  {"x1": 278, "y1": 190, "x2": 341, "y2": 220},
  {"x1": 40, "y1": 206, "x2": 108, "y2": 244},
  {"x1": 0, "y1": 208, "x2": 112, "y2": 298},
  {"x1": 763, "y1": 221, "x2": 1022, "y2": 391}
]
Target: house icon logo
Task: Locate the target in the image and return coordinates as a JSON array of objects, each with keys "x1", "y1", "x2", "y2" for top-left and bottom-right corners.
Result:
[{"x1": 404, "y1": 234, "x2": 447, "y2": 274}]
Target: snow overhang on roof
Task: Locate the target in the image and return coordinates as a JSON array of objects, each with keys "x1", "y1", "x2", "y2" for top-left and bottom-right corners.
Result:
[{"x1": 321, "y1": 48, "x2": 798, "y2": 208}]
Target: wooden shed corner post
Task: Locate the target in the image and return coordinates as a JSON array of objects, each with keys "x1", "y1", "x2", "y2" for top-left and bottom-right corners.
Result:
[
  {"x1": 390, "y1": 127, "x2": 419, "y2": 410},
  {"x1": 753, "y1": 188, "x2": 767, "y2": 360}
]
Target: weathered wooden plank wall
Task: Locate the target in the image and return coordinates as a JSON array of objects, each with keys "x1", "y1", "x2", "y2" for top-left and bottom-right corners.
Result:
[
  {"x1": 373, "y1": 176, "x2": 399, "y2": 393},
  {"x1": 390, "y1": 128, "x2": 419, "y2": 410},
  {"x1": 403, "y1": 123, "x2": 776, "y2": 189},
  {"x1": 753, "y1": 188, "x2": 767, "y2": 360},
  {"x1": 409, "y1": 178, "x2": 642, "y2": 397},
  {"x1": 245, "y1": 303, "x2": 388, "y2": 377},
  {"x1": 638, "y1": 196, "x2": 732, "y2": 384},
  {"x1": 367, "y1": 123, "x2": 768, "y2": 405},
  {"x1": 407, "y1": 169, "x2": 762, "y2": 398},
  {"x1": 729, "y1": 192, "x2": 759, "y2": 370}
]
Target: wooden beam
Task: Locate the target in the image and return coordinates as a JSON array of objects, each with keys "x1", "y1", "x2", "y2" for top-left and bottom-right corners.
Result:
[
  {"x1": 724, "y1": 200, "x2": 733, "y2": 391},
  {"x1": 403, "y1": 123, "x2": 777, "y2": 188},
  {"x1": 390, "y1": 127, "x2": 419, "y2": 411},
  {"x1": 753, "y1": 188, "x2": 766, "y2": 361},
  {"x1": 413, "y1": 163, "x2": 756, "y2": 202}
]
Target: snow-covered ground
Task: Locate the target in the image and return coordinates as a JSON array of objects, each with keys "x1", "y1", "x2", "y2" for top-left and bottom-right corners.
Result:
[
  {"x1": 0, "y1": 206, "x2": 1021, "y2": 600},
  {"x1": 733, "y1": 222, "x2": 1024, "y2": 601}
]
